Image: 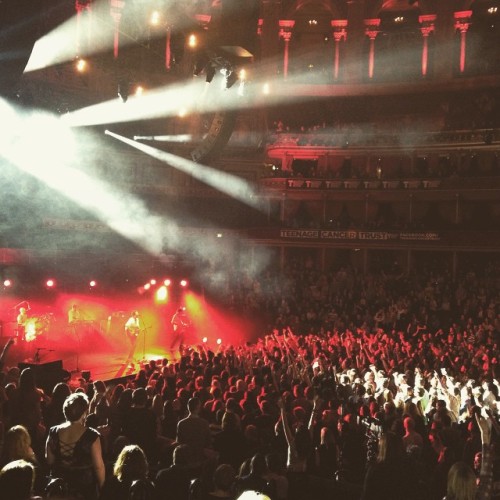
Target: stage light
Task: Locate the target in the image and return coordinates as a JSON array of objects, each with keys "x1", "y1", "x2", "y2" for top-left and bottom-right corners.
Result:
[
  {"x1": 188, "y1": 34, "x2": 197, "y2": 48},
  {"x1": 217, "y1": 233, "x2": 222, "y2": 238},
  {"x1": 46, "y1": 279, "x2": 55, "y2": 288},
  {"x1": 262, "y1": 82, "x2": 270, "y2": 95},
  {"x1": 134, "y1": 86, "x2": 144, "y2": 97},
  {"x1": 217, "y1": 338, "x2": 222, "y2": 345},
  {"x1": 156, "y1": 285, "x2": 168, "y2": 302},
  {"x1": 150, "y1": 10, "x2": 160, "y2": 26},
  {"x1": 89, "y1": 280, "x2": 97, "y2": 287},
  {"x1": 177, "y1": 108, "x2": 188, "y2": 118},
  {"x1": 202, "y1": 337, "x2": 208, "y2": 343},
  {"x1": 180, "y1": 279, "x2": 188, "y2": 287},
  {"x1": 144, "y1": 283, "x2": 151, "y2": 290},
  {"x1": 75, "y1": 58, "x2": 87, "y2": 73},
  {"x1": 239, "y1": 69, "x2": 247, "y2": 81},
  {"x1": 164, "y1": 279, "x2": 171, "y2": 286},
  {"x1": 3, "y1": 279, "x2": 12, "y2": 287},
  {"x1": 150, "y1": 279, "x2": 157, "y2": 285}
]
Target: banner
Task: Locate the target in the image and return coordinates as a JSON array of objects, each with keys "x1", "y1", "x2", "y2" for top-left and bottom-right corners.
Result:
[{"x1": 280, "y1": 229, "x2": 440, "y2": 242}]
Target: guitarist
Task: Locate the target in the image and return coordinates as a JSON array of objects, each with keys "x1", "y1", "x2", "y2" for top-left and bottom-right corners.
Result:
[
  {"x1": 170, "y1": 307, "x2": 191, "y2": 357},
  {"x1": 124, "y1": 310, "x2": 141, "y2": 365}
]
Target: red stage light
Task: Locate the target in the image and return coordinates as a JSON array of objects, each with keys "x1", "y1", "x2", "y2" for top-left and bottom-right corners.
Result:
[
  {"x1": 144, "y1": 283, "x2": 151, "y2": 290},
  {"x1": 150, "y1": 279, "x2": 157, "y2": 285},
  {"x1": 216, "y1": 338, "x2": 222, "y2": 345},
  {"x1": 180, "y1": 279, "x2": 188, "y2": 287},
  {"x1": 3, "y1": 279, "x2": 12, "y2": 287},
  {"x1": 202, "y1": 337, "x2": 208, "y2": 343},
  {"x1": 164, "y1": 279, "x2": 171, "y2": 286},
  {"x1": 46, "y1": 279, "x2": 55, "y2": 288},
  {"x1": 89, "y1": 280, "x2": 97, "y2": 287}
]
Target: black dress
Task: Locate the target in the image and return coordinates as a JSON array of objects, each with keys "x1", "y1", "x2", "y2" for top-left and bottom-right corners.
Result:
[{"x1": 47, "y1": 425, "x2": 100, "y2": 500}]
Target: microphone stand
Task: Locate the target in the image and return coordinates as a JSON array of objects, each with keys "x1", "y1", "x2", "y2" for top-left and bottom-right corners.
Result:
[{"x1": 33, "y1": 347, "x2": 55, "y2": 364}]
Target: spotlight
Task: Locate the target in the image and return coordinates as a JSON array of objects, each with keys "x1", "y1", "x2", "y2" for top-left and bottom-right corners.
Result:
[
  {"x1": 144, "y1": 283, "x2": 151, "y2": 290},
  {"x1": 180, "y1": 279, "x2": 188, "y2": 287},
  {"x1": 75, "y1": 58, "x2": 87, "y2": 73},
  {"x1": 46, "y1": 279, "x2": 56, "y2": 288},
  {"x1": 156, "y1": 285, "x2": 168, "y2": 302},
  {"x1": 89, "y1": 280, "x2": 97, "y2": 288},
  {"x1": 150, "y1": 279, "x2": 157, "y2": 285},
  {"x1": 202, "y1": 337, "x2": 208, "y2": 343},
  {"x1": 134, "y1": 85, "x2": 144, "y2": 97},
  {"x1": 188, "y1": 34, "x2": 197, "y2": 48},
  {"x1": 150, "y1": 10, "x2": 160, "y2": 26},
  {"x1": 3, "y1": 279, "x2": 12, "y2": 287},
  {"x1": 164, "y1": 279, "x2": 171, "y2": 286},
  {"x1": 238, "y1": 68, "x2": 247, "y2": 81},
  {"x1": 216, "y1": 233, "x2": 223, "y2": 238},
  {"x1": 117, "y1": 81, "x2": 129, "y2": 103},
  {"x1": 217, "y1": 338, "x2": 222, "y2": 345},
  {"x1": 262, "y1": 82, "x2": 270, "y2": 95}
]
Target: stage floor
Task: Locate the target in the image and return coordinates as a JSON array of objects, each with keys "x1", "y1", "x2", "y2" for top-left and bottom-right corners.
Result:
[{"x1": 2, "y1": 331, "x2": 177, "y2": 387}]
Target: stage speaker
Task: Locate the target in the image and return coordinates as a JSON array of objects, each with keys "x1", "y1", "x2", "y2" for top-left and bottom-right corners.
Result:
[
  {"x1": 190, "y1": 111, "x2": 237, "y2": 163},
  {"x1": 18, "y1": 360, "x2": 69, "y2": 394}
]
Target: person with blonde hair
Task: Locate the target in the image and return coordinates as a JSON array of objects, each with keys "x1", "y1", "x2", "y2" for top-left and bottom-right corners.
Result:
[
  {"x1": 0, "y1": 425, "x2": 37, "y2": 467},
  {"x1": 99, "y1": 444, "x2": 153, "y2": 499}
]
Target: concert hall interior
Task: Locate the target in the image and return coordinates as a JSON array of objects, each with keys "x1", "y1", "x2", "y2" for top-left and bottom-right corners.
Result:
[
  {"x1": 1, "y1": 0, "x2": 500, "y2": 379},
  {"x1": 0, "y1": 1, "x2": 500, "y2": 497}
]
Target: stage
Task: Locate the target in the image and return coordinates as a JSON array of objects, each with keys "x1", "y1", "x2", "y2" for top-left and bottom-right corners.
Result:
[{"x1": 1, "y1": 324, "x2": 176, "y2": 391}]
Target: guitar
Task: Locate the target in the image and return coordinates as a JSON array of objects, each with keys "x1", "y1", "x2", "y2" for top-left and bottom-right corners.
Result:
[{"x1": 125, "y1": 325, "x2": 140, "y2": 339}]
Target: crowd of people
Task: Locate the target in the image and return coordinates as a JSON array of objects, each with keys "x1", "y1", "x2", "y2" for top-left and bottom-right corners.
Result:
[{"x1": 0, "y1": 259, "x2": 498, "y2": 499}]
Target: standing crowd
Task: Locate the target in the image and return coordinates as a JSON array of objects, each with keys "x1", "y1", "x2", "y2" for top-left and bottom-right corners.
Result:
[{"x1": 0, "y1": 259, "x2": 498, "y2": 499}]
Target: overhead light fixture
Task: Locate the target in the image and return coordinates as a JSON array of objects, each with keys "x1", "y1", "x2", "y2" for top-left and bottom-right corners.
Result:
[{"x1": 117, "y1": 81, "x2": 129, "y2": 103}]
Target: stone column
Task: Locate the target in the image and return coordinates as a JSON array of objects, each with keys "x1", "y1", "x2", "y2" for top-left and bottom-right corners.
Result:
[
  {"x1": 419, "y1": 14, "x2": 436, "y2": 77},
  {"x1": 364, "y1": 19, "x2": 380, "y2": 80},
  {"x1": 110, "y1": 0, "x2": 125, "y2": 59},
  {"x1": 279, "y1": 20, "x2": 295, "y2": 80},
  {"x1": 454, "y1": 10, "x2": 472, "y2": 74},
  {"x1": 331, "y1": 20, "x2": 347, "y2": 81},
  {"x1": 344, "y1": 0, "x2": 365, "y2": 83},
  {"x1": 75, "y1": 0, "x2": 92, "y2": 57}
]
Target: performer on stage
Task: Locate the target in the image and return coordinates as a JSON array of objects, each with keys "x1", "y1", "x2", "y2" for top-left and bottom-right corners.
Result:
[
  {"x1": 124, "y1": 310, "x2": 141, "y2": 365},
  {"x1": 16, "y1": 306, "x2": 28, "y2": 341},
  {"x1": 68, "y1": 304, "x2": 81, "y2": 325},
  {"x1": 170, "y1": 307, "x2": 190, "y2": 356}
]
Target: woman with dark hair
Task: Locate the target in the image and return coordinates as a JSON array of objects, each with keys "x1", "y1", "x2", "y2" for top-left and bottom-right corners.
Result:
[
  {"x1": 361, "y1": 431, "x2": 412, "y2": 500},
  {"x1": 10, "y1": 368, "x2": 47, "y2": 456},
  {"x1": 46, "y1": 392, "x2": 105, "y2": 499},
  {"x1": 44, "y1": 383, "x2": 72, "y2": 430},
  {"x1": 0, "y1": 459, "x2": 39, "y2": 500},
  {"x1": 99, "y1": 444, "x2": 152, "y2": 500},
  {"x1": 213, "y1": 411, "x2": 248, "y2": 470}
]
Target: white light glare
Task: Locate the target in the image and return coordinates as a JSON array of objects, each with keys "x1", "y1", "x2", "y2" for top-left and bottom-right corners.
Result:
[
  {"x1": 150, "y1": 11, "x2": 161, "y2": 25},
  {"x1": 104, "y1": 131, "x2": 267, "y2": 212},
  {"x1": 133, "y1": 134, "x2": 193, "y2": 143}
]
